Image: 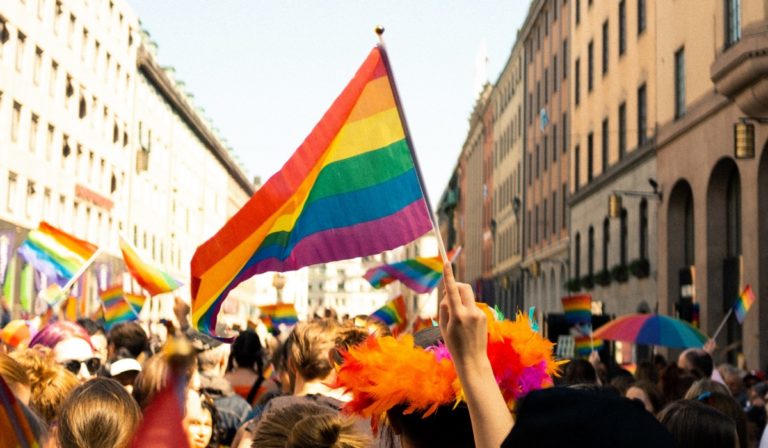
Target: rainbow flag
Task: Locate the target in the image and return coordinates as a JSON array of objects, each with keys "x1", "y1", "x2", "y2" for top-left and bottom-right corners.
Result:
[
  {"x1": 130, "y1": 371, "x2": 189, "y2": 448},
  {"x1": 16, "y1": 222, "x2": 98, "y2": 287},
  {"x1": 100, "y1": 284, "x2": 138, "y2": 330},
  {"x1": 733, "y1": 285, "x2": 756, "y2": 324},
  {"x1": 0, "y1": 374, "x2": 40, "y2": 448},
  {"x1": 119, "y1": 237, "x2": 182, "y2": 297},
  {"x1": 370, "y1": 295, "x2": 407, "y2": 326},
  {"x1": 190, "y1": 46, "x2": 432, "y2": 338},
  {"x1": 562, "y1": 294, "x2": 592, "y2": 325},
  {"x1": 125, "y1": 293, "x2": 147, "y2": 314},
  {"x1": 365, "y1": 247, "x2": 461, "y2": 293},
  {"x1": 258, "y1": 303, "x2": 299, "y2": 331},
  {"x1": 574, "y1": 335, "x2": 604, "y2": 357}
]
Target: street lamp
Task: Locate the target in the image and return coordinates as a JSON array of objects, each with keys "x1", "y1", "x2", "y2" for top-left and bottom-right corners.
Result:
[
  {"x1": 272, "y1": 272, "x2": 286, "y2": 303},
  {"x1": 608, "y1": 178, "x2": 662, "y2": 218}
]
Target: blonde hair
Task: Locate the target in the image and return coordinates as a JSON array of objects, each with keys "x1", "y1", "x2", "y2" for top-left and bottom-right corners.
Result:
[
  {"x1": 0, "y1": 352, "x2": 31, "y2": 387},
  {"x1": 253, "y1": 402, "x2": 369, "y2": 448},
  {"x1": 57, "y1": 377, "x2": 141, "y2": 448},
  {"x1": 288, "y1": 319, "x2": 340, "y2": 381},
  {"x1": 132, "y1": 352, "x2": 195, "y2": 410},
  {"x1": 10, "y1": 347, "x2": 79, "y2": 423}
]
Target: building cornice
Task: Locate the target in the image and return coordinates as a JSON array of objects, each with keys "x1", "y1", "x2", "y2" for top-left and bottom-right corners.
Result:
[{"x1": 137, "y1": 46, "x2": 255, "y2": 196}]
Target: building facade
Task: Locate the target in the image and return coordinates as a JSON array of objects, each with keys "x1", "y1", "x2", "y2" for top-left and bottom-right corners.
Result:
[{"x1": 0, "y1": 0, "x2": 255, "y2": 322}]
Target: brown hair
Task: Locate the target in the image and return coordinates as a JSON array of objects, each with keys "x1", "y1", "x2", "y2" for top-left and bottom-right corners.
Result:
[
  {"x1": 287, "y1": 319, "x2": 340, "y2": 381},
  {"x1": 132, "y1": 352, "x2": 195, "y2": 410},
  {"x1": 10, "y1": 347, "x2": 79, "y2": 423},
  {"x1": 57, "y1": 377, "x2": 141, "y2": 448},
  {"x1": 658, "y1": 400, "x2": 738, "y2": 448},
  {"x1": 0, "y1": 352, "x2": 31, "y2": 388},
  {"x1": 253, "y1": 402, "x2": 369, "y2": 448}
]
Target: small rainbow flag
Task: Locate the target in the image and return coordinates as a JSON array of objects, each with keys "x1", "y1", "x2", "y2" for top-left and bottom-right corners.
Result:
[
  {"x1": 258, "y1": 303, "x2": 299, "y2": 331},
  {"x1": 574, "y1": 335, "x2": 603, "y2": 357},
  {"x1": 0, "y1": 374, "x2": 40, "y2": 448},
  {"x1": 100, "y1": 284, "x2": 138, "y2": 330},
  {"x1": 562, "y1": 294, "x2": 592, "y2": 325},
  {"x1": 190, "y1": 46, "x2": 432, "y2": 338},
  {"x1": 119, "y1": 237, "x2": 182, "y2": 297},
  {"x1": 125, "y1": 293, "x2": 147, "y2": 314},
  {"x1": 733, "y1": 285, "x2": 756, "y2": 324},
  {"x1": 16, "y1": 222, "x2": 98, "y2": 287},
  {"x1": 370, "y1": 295, "x2": 407, "y2": 326},
  {"x1": 365, "y1": 247, "x2": 461, "y2": 293}
]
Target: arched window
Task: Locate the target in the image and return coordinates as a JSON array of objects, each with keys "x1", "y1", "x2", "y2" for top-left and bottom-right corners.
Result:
[
  {"x1": 639, "y1": 199, "x2": 648, "y2": 259},
  {"x1": 574, "y1": 232, "x2": 581, "y2": 278},
  {"x1": 726, "y1": 170, "x2": 741, "y2": 257},
  {"x1": 602, "y1": 217, "x2": 610, "y2": 271},
  {"x1": 684, "y1": 190, "x2": 694, "y2": 265},
  {"x1": 620, "y1": 208, "x2": 628, "y2": 265},
  {"x1": 588, "y1": 226, "x2": 595, "y2": 276}
]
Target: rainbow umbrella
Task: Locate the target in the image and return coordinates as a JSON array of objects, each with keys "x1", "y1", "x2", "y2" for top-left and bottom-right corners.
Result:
[{"x1": 592, "y1": 314, "x2": 708, "y2": 348}]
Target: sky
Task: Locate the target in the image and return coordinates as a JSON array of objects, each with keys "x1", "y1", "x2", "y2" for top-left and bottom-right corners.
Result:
[{"x1": 128, "y1": 1, "x2": 530, "y2": 204}]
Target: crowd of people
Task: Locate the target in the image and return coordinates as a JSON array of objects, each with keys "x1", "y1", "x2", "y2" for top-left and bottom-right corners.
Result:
[{"x1": 1, "y1": 265, "x2": 767, "y2": 447}]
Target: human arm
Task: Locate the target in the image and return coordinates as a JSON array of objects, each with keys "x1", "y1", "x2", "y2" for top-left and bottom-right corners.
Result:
[{"x1": 439, "y1": 263, "x2": 513, "y2": 448}]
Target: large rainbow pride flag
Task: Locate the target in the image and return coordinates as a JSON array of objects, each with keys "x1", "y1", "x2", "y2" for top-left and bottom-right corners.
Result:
[
  {"x1": 17, "y1": 222, "x2": 98, "y2": 287},
  {"x1": 364, "y1": 247, "x2": 460, "y2": 293},
  {"x1": 119, "y1": 237, "x2": 182, "y2": 297},
  {"x1": 190, "y1": 46, "x2": 433, "y2": 338}
]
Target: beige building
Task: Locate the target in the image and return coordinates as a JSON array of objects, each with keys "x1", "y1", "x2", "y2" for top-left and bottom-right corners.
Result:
[
  {"x1": 0, "y1": 0, "x2": 255, "y2": 321},
  {"x1": 656, "y1": 0, "x2": 768, "y2": 368},
  {"x1": 491, "y1": 39, "x2": 525, "y2": 315},
  {"x1": 568, "y1": 0, "x2": 659, "y2": 318}
]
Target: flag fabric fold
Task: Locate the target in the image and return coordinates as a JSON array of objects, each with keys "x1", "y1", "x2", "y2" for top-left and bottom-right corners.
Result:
[
  {"x1": 364, "y1": 247, "x2": 460, "y2": 293},
  {"x1": 562, "y1": 294, "x2": 592, "y2": 325},
  {"x1": 734, "y1": 285, "x2": 756, "y2": 324},
  {"x1": 190, "y1": 45, "x2": 433, "y2": 338},
  {"x1": 370, "y1": 295, "x2": 407, "y2": 326},
  {"x1": 119, "y1": 237, "x2": 182, "y2": 297},
  {"x1": 17, "y1": 222, "x2": 98, "y2": 288}
]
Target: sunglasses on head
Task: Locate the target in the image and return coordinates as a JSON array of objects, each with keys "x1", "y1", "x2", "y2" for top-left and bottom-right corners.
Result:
[{"x1": 62, "y1": 358, "x2": 101, "y2": 375}]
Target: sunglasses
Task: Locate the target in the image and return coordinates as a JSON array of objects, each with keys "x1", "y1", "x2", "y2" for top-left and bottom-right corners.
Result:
[{"x1": 62, "y1": 358, "x2": 101, "y2": 375}]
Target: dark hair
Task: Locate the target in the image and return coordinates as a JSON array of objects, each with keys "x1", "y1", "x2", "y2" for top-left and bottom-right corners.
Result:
[
  {"x1": 658, "y1": 400, "x2": 738, "y2": 448},
  {"x1": 659, "y1": 364, "x2": 696, "y2": 403},
  {"x1": 635, "y1": 361, "x2": 659, "y2": 384},
  {"x1": 201, "y1": 394, "x2": 222, "y2": 448},
  {"x1": 694, "y1": 391, "x2": 747, "y2": 448},
  {"x1": 107, "y1": 322, "x2": 148, "y2": 359},
  {"x1": 680, "y1": 349, "x2": 714, "y2": 378},
  {"x1": 76, "y1": 318, "x2": 105, "y2": 336},
  {"x1": 563, "y1": 359, "x2": 598, "y2": 386},
  {"x1": 231, "y1": 329, "x2": 265, "y2": 403},
  {"x1": 608, "y1": 368, "x2": 635, "y2": 395},
  {"x1": 627, "y1": 380, "x2": 665, "y2": 414}
]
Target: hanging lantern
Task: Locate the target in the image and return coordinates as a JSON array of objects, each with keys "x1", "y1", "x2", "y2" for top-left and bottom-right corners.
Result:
[
  {"x1": 608, "y1": 193, "x2": 622, "y2": 219},
  {"x1": 734, "y1": 121, "x2": 755, "y2": 159}
]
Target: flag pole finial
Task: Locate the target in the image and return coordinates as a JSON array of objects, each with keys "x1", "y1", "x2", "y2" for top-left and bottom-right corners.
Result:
[{"x1": 375, "y1": 25, "x2": 385, "y2": 44}]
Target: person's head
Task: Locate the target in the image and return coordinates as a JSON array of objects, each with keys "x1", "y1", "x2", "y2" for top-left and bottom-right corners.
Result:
[
  {"x1": 57, "y1": 377, "x2": 141, "y2": 448},
  {"x1": 252, "y1": 401, "x2": 370, "y2": 448},
  {"x1": 230, "y1": 329, "x2": 264, "y2": 373},
  {"x1": 10, "y1": 347, "x2": 79, "y2": 423},
  {"x1": 197, "y1": 343, "x2": 230, "y2": 378},
  {"x1": 0, "y1": 352, "x2": 31, "y2": 404},
  {"x1": 636, "y1": 360, "x2": 660, "y2": 384},
  {"x1": 693, "y1": 391, "x2": 748, "y2": 448},
  {"x1": 608, "y1": 368, "x2": 635, "y2": 395},
  {"x1": 563, "y1": 359, "x2": 598, "y2": 385},
  {"x1": 109, "y1": 357, "x2": 142, "y2": 394},
  {"x1": 77, "y1": 318, "x2": 107, "y2": 364},
  {"x1": 287, "y1": 319, "x2": 340, "y2": 383},
  {"x1": 677, "y1": 349, "x2": 714, "y2": 379},
  {"x1": 658, "y1": 400, "x2": 739, "y2": 448},
  {"x1": 659, "y1": 364, "x2": 696, "y2": 403},
  {"x1": 720, "y1": 364, "x2": 746, "y2": 397},
  {"x1": 352, "y1": 315, "x2": 392, "y2": 337},
  {"x1": 626, "y1": 380, "x2": 664, "y2": 414},
  {"x1": 107, "y1": 322, "x2": 148, "y2": 361},
  {"x1": 133, "y1": 352, "x2": 173, "y2": 410},
  {"x1": 184, "y1": 391, "x2": 218, "y2": 448},
  {"x1": 684, "y1": 379, "x2": 731, "y2": 400},
  {"x1": 30, "y1": 321, "x2": 97, "y2": 382},
  {"x1": 270, "y1": 339, "x2": 293, "y2": 394}
]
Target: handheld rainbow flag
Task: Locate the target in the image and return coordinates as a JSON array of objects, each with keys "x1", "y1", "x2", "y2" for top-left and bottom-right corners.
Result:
[
  {"x1": 16, "y1": 222, "x2": 98, "y2": 288},
  {"x1": 733, "y1": 285, "x2": 756, "y2": 324},
  {"x1": 119, "y1": 237, "x2": 182, "y2": 297},
  {"x1": 190, "y1": 45, "x2": 433, "y2": 338},
  {"x1": 125, "y1": 293, "x2": 148, "y2": 314},
  {"x1": 258, "y1": 303, "x2": 299, "y2": 332},
  {"x1": 364, "y1": 247, "x2": 461, "y2": 293},
  {"x1": 574, "y1": 335, "x2": 604, "y2": 357},
  {"x1": 0, "y1": 374, "x2": 40, "y2": 448},
  {"x1": 100, "y1": 284, "x2": 138, "y2": 330},
  {"x1": 370, "y1": 295, "x2": 407, "y2": 326},
  {"x1": 562, "y1": 294, "x2": 592, "y2": 325}
]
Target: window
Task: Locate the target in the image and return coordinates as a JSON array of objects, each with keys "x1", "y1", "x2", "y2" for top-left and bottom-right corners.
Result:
[
  {"x1": 574, "y1": 57, "x2": 580, "y2": 105},
  {"x1": 674, "y1": 48, "x2": 686, "y2": 119},
  {"x1": 0, "y1": 17, "x2": 7, "y2": 58},
  {"x1": 588, "y1": 226, "x2": 595, "y2": 276},
  {"x1": 37, "y1": 0, "x2": 44, "y2": 19},
  {"x1": 638, "y1": 0, "x2": 646, "y2": 34},
  {"x1": 7, "y1": 172, "x2": 17, "y2": 212},
  {"x1": 620, "y1": 208, "x2": 628, "y2": 265},
  {"x1": 602, "y1": 21, "x2": 609, "y2": 75},
  {"x1": 553, "y1": 54, "x2": 558, "y2": 91},
  {"x1": 553, "y1": 124, "x2": 558, "y2": 162},
  {"x1": 46, "y1": 124, "x2": 54, "y2": 161},
  {"x1": 29, "y1": 114, "x2": 39, "y2": 153},
  {"x1": 33, "y1": 47, "x2": 42, "y2": 84},
  {"x1": 11, "y1": 101, "x2": 21, "y2": 142},
  {"x1": 544, "y1": 68, "x2": 549, "y2": 103},
  {"x1": 535, "y1": 144, "x2": 540, "y2": 178},
  {"x1": 574, "y1": 145, "x2": 581, "y2": 191},
  {"x1": 575, "y1": 0, "x2": 581, "y2": 25},
  {"x1": 563, "y1": 39, "x2": 568, "y2": 79},
  {"x1": 639, "y1": 199, "x2": 648, "y2": 259},
  {"x1": 619, "y1": 0, "x2": 626, "y2": 56},
  {"x1": 25, "y1": 181, "x2": 35, "y2": 218},
  {"x1": 535, "y1": 206, "x2": 539, "y2": 243},
  {"x1": 68, "y1": 14, "x2": 75, "y2": 48},
  {"x1": 724, "y1": 0, "x2": 741, "y2": 48},
  {"x1": 544, "y1": 136, "x2": 549, "y2": 171},
  {"x1": 638, "y1": 83, "x2": 647, "y2": 146},
  {"x1": 588, "y1": 40, "x2": 594, "y2": 92},
  {"x1": 619, "y1": 102, "x2": 627, "y2": 159},
  {"x1": 587, "y1": 132, "x2": 594, "y2": 182},
  {"x1": 574, "y1": 232, "x2": 581, "y2": 279},
  {"x1": 54, "y1": 2, "x2": 63, "y2": 35},
  {"x1": 562, "y1": 183, "x2": 567, "y2": 229},
  {"x1": 81, "y1": 28, "x2": 88, "y2": 61},
  {"x1": 16, "y1": 32, "x2": 26, "y2": 72},
  {"x1": 528, "y1": 93, "x2": 533, "y2": 125},
  {"x1": 602, "y1": 218, "x2": 610, "y2": 271},
  {"x1": 49, "y1": 60, "x2": 58, "y2": 97},
  {"x1": 552, "y1": 191, "x2": 557, "y2": 234},
  {"x1": 536, "y1": 81, "x2": 541, "y2": 111},
  {"x1": 601, "y1": 118, "x2": 609, "y2": 172},
  {"x1": 562, "y1": 112, "x2": 568, "y2": 153},
  {"x1": 544, "y1": 199, "x2": 549, "y2": 237}
]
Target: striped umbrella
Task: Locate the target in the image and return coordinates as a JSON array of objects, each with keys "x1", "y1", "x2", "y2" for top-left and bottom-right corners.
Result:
[{"x1": 592, "y1": 314, "x2": 708, "y2": 348}]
